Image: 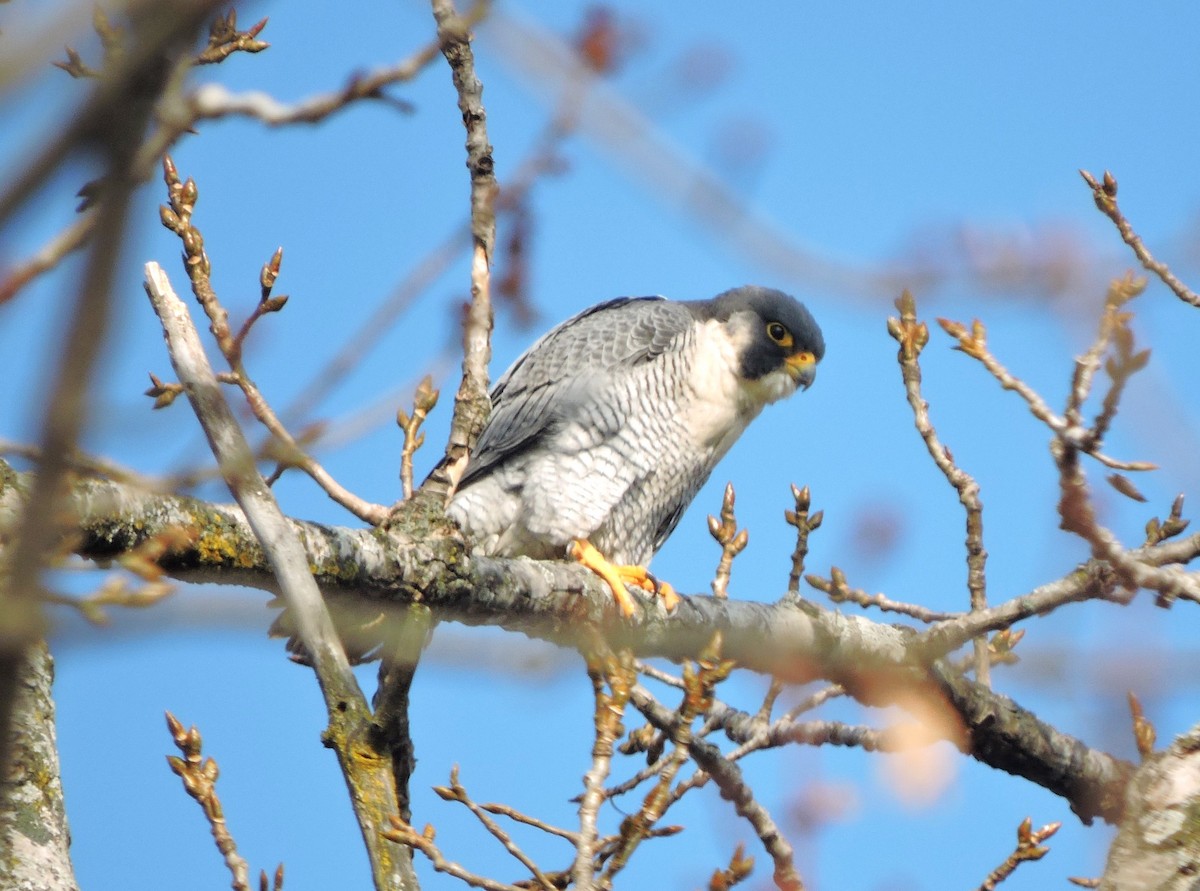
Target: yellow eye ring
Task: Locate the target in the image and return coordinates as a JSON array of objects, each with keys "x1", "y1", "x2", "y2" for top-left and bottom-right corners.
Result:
[{"x1": 766, "y1": 321, "x2": 793, "y2": 348}]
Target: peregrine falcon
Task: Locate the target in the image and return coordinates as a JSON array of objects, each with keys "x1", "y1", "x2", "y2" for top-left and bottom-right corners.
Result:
[{"x1": 447, "y1": 285, "x2": 824, "y2": 615}]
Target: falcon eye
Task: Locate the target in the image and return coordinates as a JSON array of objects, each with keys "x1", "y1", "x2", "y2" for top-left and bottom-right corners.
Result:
[{"x1": 766, "y1": 321, "x2": 793, "y2": 348}]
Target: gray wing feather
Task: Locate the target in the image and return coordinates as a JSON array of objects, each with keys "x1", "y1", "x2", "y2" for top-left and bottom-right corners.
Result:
[{"x1": 458, "y1": 297, "x2": 693, "y2": 488}]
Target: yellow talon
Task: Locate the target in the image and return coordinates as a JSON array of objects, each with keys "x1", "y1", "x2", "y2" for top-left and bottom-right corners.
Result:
[{"x1": 570, "y1": 540, "x2": 680, "y2": 616}]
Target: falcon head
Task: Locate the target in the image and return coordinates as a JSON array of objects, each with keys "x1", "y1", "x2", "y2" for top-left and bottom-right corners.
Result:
[{"x1": 690, "y1": 285, "x2": 825, "y2": 405}]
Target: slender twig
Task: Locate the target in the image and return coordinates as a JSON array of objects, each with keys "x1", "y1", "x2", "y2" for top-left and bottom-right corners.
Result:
[
  {"x1": 783, "y1": 484, "x2": 821, "y2": 598},
  {"x1": 231, "y1": 247, "x2": 288, "y2": 365},
  {"x1": 807, "y1": 567, "x2": 957, "y2": 623},
  {"x1": 605, "y1": 647, "x2": 729, "y2": 885},
  {"x1": 1055, "y1": 435, "x2": 1199, "y2": 608},
  {"x1": 938, "y1": 318, "x2": 1066, "y2": 431},
  {"x1": 755, "y1": 677, "x2": 785, "y2": 723},
  {"x1": 0, "y1": 4, "x2": 465, "y2": 307},
  {"x1": 695, "y1": 741, "x2": 803, "y2": 891},
  {"x1": 155, "y1": 157, "x2": 388, "y2": 525},
  {"x1": 708, "y1": 845, "x2": 755, "y2": 891},
  {"x1": 433, "y1": 767, "x2": 555, "y2": 891},
  {"x1": 708, "y1": 483, "x2": 748, "y2": 599},
  {"x1": 164, "y1": 712, "x2": 255, "y2": 891},
  {"x1": 1127, "y1": 692, "x2": 1157, "y2": 761},
  {"x1": 938, "y1": 294, "x2": 1198, "y2": 609},
  {"x1": 398, "y1": 376, "x2": 440, "y2": 499},
  {"x1": 936, "y1": 316, "x2": 1153, "y2": 472},
  {"x1": 194, "y1": 10, "x2": 269, "y2": 65},
  {"x1": 890, "y1": 291, "x2": 989, "y2": 682},
  {"x1": 189, "y1": 5, "x2": 487, "y2": 125},
  {"x1": 479, "y1": 802, "x2": 580, "y2": 842},
  {"x1": 781, "y1": 684, "x2": 846, "y2": 722},
  {"x1": 638, "y1": 661, "x2": 685, "y2": 689},
  {"x1": 1080, "y1": 169, "x2": 1200, "y2": 308},
  {"x1": 384, "y1": 817, "x2": 526, "y2": 891},
  {"x1": 631, "y1": 685, "x2": 805, "y2": 891},
  {"x1": 0, "y1": 438, "x2": 170, "y2": 491},
  {"x1": 143, "y1": 263, "x2": 415, "y2": 891},
  {"x1": 975, "y1": 817, "x2": 1060, "y2": 891},
  {"x1": 0, "y1": 214, "x2": 94, "y2": 305}
]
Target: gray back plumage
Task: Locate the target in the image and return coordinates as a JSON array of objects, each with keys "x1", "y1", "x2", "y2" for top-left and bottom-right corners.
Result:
[{"x1": 458, "y1": 297, "x2": 694, "y2": 490}]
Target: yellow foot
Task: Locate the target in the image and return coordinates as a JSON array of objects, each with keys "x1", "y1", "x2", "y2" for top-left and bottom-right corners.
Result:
[{"x1": 569, "y1": 540, "x2": 681, "y2": 616}]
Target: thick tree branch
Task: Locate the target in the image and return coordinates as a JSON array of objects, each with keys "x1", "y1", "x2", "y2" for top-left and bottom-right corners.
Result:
[{"x1": 0, "y1": 458, "x2": 1153, "y2": 825}]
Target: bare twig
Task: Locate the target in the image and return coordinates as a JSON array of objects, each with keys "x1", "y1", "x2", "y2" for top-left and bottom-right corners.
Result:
[
  {"x1": 143, "y1": 263, "x2": 414, "y2": 891},
  {"x1": 1054, "y1": 441, "x2": 1200, "y2": 607},
  {"x1": 807, "y1": 567, "x2": 957, "y2": 623},
  {"x1": 231, "y1": 246, "x2": 288, "y2": 365},
  {"x1": 45, "y1": 576, "x2": 173, "y2": 626},
  {"x1": 433, "y1": 767, "x2": 555, "y2": 890},
  {"x1": 782, "y1": 684, "x2": 847, "y2": 722},
  {"x1": 916, "y1": 529, "x2": 1200, "y2": 656},
  {"x1": 478, "y1": 802, "x2": 579, "y2": 842},
  {"x1": 783, "y1": 484, "x2": 821, "y2": 597},
  {"x1": 708, "y1": 483, "x2": 748, "y2": 599},
  {"x1": 164, "y1": 712, "x2": 255, "y2": 891},
  {"x1": 190, "y1": 4, "x2": 486, "y2": 125},
  {"x1": 398, "y1": 376, "x2": 440, "y2": 499},
  {"x1": 604, "y1": 642, "x2": 734, "y2": 884},
  {"x1": 1080, "y1": 169, "x2": 1200, "y2": 308},
  {"x1": 0, "y1": 215, "x2": 94, "y2": 305},
  {"x1": 937, "y1": 317, "x2": 1065, "y2": 431},
  {"x1": 1127, "y1": 691, "x2": 1157, "y2": 761},
  {"x1": 938, "y1": 293, "x2": 1199, "y2": 609},
  {"x1": 975, "y1": 817, "x2": 1060, "y2": 891},
  {"x1": 156, "y1": 158, "x2": 388, "y2": 525},
  {"x1": 195, "y1": 10, "x2": 268, "y2": 65},
  {"x1": 630, "y1": 682, "x2": 805, "y2": 891},
  {"x1": 384, "y1": 817, "x2": 526, "y2": 891},
  {"x1": 890, "y1": 290, "x2": 989, "y2": 682},
  {"x1": 708, "y1": 845, "x2": 755, "y2": 891}
]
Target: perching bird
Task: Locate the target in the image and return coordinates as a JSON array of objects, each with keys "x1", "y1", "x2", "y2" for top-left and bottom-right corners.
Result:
[{"x1": 447, "y1": 285, "x2": 824, "y2": 615}]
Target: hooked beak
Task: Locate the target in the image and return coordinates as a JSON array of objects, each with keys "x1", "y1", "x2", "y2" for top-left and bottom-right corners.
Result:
[{"x1": 785, "y1": 351, "x2": 818, "y2": 390}]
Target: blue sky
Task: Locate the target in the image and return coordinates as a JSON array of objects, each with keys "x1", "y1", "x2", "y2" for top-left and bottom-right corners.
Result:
[{"x1": 4, "y1": 1, "x2": 1200, "y2": 888}]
